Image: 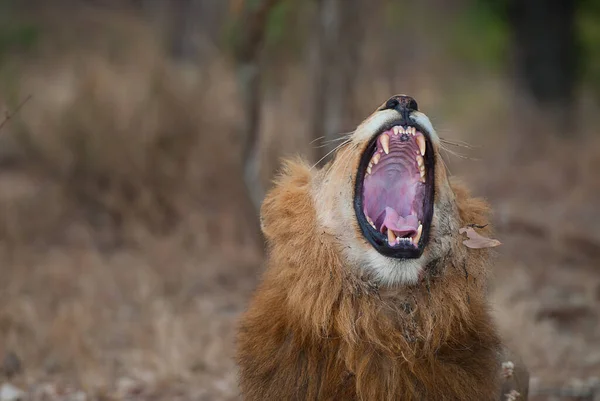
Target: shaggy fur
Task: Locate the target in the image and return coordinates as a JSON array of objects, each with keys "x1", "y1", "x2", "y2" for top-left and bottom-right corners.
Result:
[{"x1": 237, "y1": 100, "x2": 528, "y2": 400}]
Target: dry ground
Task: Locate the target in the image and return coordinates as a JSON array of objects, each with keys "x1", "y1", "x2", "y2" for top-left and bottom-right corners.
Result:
[{"x1": 0, "y1": 10, "x2": 599, "y2": 401}]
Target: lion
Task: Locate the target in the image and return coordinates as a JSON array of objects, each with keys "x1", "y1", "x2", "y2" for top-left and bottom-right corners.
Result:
[{"x1": 236, "y1": 95, "x2": 529, "y2": 400}]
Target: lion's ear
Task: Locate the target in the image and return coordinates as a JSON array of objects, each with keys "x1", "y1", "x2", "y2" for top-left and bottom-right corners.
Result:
[{"x1": 259, "y1": 159, "x2": 315, "y2": 243}]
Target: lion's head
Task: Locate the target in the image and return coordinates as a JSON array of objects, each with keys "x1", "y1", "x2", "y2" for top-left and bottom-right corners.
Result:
[
  {"x1": 312, "y1": 95, "x2": 461, "y2": 285},
  {"x1": 242, "y1": 95, "x2": 518, "y2": 401}
]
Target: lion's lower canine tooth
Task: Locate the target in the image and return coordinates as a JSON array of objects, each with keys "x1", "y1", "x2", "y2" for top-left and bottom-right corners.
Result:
[
  {"x1": 387, "y1": 228, "x2": 396, "y2": 244},
  {"x1": 413, "y1": 224, "x2": 423, "y2": 244}
]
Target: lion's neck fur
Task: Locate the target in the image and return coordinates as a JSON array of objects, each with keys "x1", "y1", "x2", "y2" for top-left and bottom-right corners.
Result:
[{"x1": 242, "y1": 160, "x2": 501, "y2": 400}]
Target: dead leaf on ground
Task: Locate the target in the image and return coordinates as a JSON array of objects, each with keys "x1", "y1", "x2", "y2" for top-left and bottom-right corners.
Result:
[{"x1": 459, "y1": 226, "x2": 502, "y2": 249}]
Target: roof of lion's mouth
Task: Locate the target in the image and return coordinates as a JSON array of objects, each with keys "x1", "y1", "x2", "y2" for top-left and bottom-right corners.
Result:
[{"x1": 354, "y1": 123, "x2": 435, "y2": 259}]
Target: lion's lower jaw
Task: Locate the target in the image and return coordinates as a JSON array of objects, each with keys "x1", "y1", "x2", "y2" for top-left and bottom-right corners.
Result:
[{"x1": 345, "y1": 195, "x2": 461, "y2": 286}]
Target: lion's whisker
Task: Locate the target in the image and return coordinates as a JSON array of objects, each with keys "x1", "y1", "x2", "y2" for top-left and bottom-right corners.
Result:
[
  {"x1": 439, "y1": 144, "x2": 480, "y2": 161},
  {"x1": 439, "y1": 137, "x2": 478, "y2": 149},
  {"x1": 312, "y1": 137, "x2": 352, "y2": 169}
]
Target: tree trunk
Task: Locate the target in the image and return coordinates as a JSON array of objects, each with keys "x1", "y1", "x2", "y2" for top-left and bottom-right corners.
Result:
[
  {"x1": 509, "y1": 0, "x2": 579, "y2": 135},
  {"x1": 169, "y1": 0, "x2": 195, "y2": 61},
  {"x1": 233, "y1": 0, "x2": 282, "y2": 212},
  {"x1": 311, "y1": 0, "x2": 363, "y2": 164},
  {"x1": 171, "y1": 0, "x2": 228, "y2": 63}
]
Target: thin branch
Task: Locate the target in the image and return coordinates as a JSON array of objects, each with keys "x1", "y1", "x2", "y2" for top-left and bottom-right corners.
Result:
[{"x1": 0, "y1": 95, "x2": 33, "y2": 132}]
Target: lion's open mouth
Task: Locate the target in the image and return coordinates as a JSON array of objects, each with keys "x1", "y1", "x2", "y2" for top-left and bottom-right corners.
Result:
[{"x1": 354, "y1": 123, "x2": 435, "y2": 259}]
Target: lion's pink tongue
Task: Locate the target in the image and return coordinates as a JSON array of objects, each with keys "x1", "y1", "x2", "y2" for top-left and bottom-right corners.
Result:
[{"x1": 378, "y1": 207, "x2": 419, "y2": 237}]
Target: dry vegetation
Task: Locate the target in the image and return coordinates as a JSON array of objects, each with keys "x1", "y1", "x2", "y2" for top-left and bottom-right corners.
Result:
[{"x1": 0, "y1": 5, "x2": 599, "y2": 401}]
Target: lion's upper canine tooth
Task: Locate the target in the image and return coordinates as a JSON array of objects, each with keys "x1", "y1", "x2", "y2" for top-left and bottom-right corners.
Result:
[
  {"x1": 387, "y1": 228, "x2": 396, "y2": 244},
  {"x1": 413, "y1": 224, "x2": 423, "y2": 245},
  {"x1": 380, "y1": 134, "x2": 390, "y2": 155},
  {"x1": 416, "y1": 135, "x2": 426, "y2": 156}
]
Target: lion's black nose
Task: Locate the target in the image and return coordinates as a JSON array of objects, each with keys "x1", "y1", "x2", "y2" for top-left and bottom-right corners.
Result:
[{"x1": 382, "y1": 95, "x2": 419, "y2": 113}]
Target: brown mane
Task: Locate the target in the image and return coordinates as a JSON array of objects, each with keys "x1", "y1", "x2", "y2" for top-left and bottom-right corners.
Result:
[{"x1": 237, "y1": 159, "x2": 507, "y2": 400}]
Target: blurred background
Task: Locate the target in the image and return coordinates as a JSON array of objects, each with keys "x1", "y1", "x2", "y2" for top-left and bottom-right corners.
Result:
[{"x1": 0, "y1": 0, "x2": 598, "y2": 400}]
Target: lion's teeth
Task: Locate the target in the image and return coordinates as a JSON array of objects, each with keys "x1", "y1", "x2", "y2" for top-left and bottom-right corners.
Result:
[
  {"x1": 387, "y1": 228, "x2": 396, "y2": 244},
  {"x1": 392, "y1": 126, "x2": 400, "y2": 136},
  {"x1": 367, "y1": 165, "x2": 372, "y2": 175},
  {"x1": 416, "y1": 155, "x2": 424, "y2": 167},
  {"x1": 413, "y1": 224, "x2": 423, "y2": 245},
  {"x1": 416, "y1": 135, "x2": 426, "y2": 156},
  {"x1": 420, "y1": 170, "x2": 426, "y2": 182},
  {"x1": 372, "y1": 153, "x2": 381, "y2": 165},
  {"x1": 380, "y1": 134, "x2": 390, "y2": 155}
]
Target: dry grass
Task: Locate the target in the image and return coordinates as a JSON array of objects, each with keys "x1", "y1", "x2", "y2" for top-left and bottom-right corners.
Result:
[
  {"x1": 0, "y1": 5, "x2": 599, "y2": 401},
  {"x1": 0, "y1": 8, "x2": 262, "y2": 400},
  {"x1": 441, "y1": 104, "x2": 600, "y2": 399}
]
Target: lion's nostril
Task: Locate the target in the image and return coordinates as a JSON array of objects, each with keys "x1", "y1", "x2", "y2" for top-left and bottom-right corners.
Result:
[
  {"x1": 403, "y1": 96, "x2": 418, "y2": 112},
  {"x1": 385, "y1": 98, "x2": 400, "y2": 110}
]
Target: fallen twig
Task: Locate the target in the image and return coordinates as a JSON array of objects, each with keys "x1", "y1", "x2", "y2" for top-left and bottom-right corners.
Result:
[{"x1": 0, "y1": 95, "x2": 32, "y2": 133}]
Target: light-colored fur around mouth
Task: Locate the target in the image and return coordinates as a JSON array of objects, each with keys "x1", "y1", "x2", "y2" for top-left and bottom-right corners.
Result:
[{"x1": 312, "y1": 108, "x2": 458, "y2": 286}]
